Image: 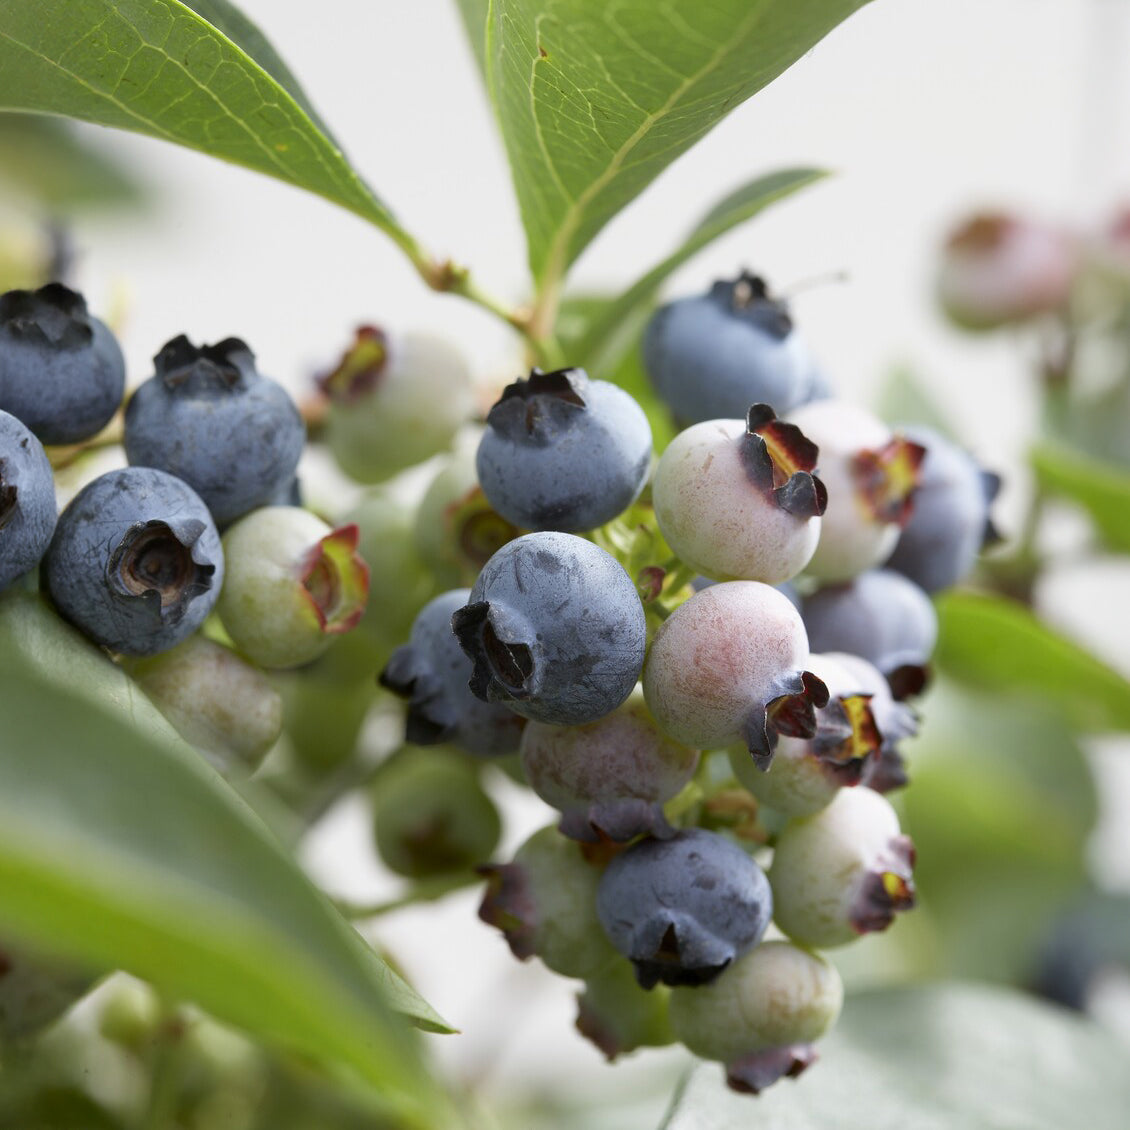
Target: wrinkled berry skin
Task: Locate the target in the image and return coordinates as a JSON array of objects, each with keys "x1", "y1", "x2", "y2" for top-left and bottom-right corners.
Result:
[
  {"x1": 44, "y1": 467, "x2": 223, "y2": 656},
  {"x1": 125, "y1": 336, "x2": 305, "y2": 527},
  {"x1": 643, "y1": 274, "x2": 822, "y2": 424},
  {"x1": 476, "y1": 368, "x2": 652, "y2": 532},
  {"x1": 0, "y1": 409, "x2": 56, "y2": 592},
  {"x1": 802, "y1": 569, "x2": 938, "y2": 697},
  {"x1": 381, "y1": 589, "x2": 526, "y2": 757},
  {"x1": 0, "y1": 283, "x2": 126, "y2": 445},
  {"x1": 453, "y1": 532, "x2": 646, "y2": 726},
  {"x1": 596, "y1": 828, "x2": 773, "y2": 988},
  {"x1": 883, "y1": 425, "x2": 1000, "y2": 592}
]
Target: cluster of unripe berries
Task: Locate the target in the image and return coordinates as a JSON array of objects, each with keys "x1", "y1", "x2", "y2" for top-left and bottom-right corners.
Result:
[{"x1": 370, "y1": 272, "x2": 1000, "y2": 1093}]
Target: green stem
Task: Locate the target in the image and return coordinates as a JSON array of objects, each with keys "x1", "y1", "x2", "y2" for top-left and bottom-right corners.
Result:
[{"x1": 335, "y1": 872, "x2": 480, "y2": 920}]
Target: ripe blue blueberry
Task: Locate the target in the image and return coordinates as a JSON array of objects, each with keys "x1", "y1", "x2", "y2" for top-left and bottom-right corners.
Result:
[
  {"x1": 801, "y1": 568, "x2": 938, "y2": 698},
  {"x1": 883, "y1": 425, "x2": 1001, "y2": 592},
  {"x1": 452, "y1": 532, "x2": 647, "y2": 726},
  {"x1": 475, "y1": 367, "x2": 652, "y2": 532},
  {"x1": 44, "y1": 467, "x2": 223, "y2": 656},
  {"x1": 0, "y1": 409, "x2": 56, "y2": 592},
  {"x1": 0, "y1": 282, "x2": 126, "y2": 444},
  {"x1": 596, "y1": 828, "x2": 773, "y2": 988},
  {"x1": 380, "y1": 588, "x2": 526, "y2": 757},
  {"x1": 124, "y1": 335, "x2": 305, "y2": 527},
  {"x1": 642, "y1": 273, "x2": 824, "y2": 425}
]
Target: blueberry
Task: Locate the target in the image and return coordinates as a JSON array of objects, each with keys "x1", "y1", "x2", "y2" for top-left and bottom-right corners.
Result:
[
  {"x1": 596, "y1": 828, "x2": 773, "y2": 988},
  {"x1": 380, "y1": 588, "x2": 526, "y2": 757},
  {"x1": 642, "y1": 580, "x2": 828, "y2": 765},
  {"x1": 651, "y1": 405, "x2": 826, "y2": 583},
  {"x1": 124, "y1": 335, "x2": 305, "y2": 527},
  {"x1": 668, "y1": 940, "x2": 843, "y2": 1094},
  {"x1": 575, "y1": 961, "x2": 675, "y2": 1062},
  {"x1": 883, "y1": 425, "x2": 1001, "y2": 592},
  {"x1": 321, "y1": 327, "x2": 476, "y2": 483},
  {"x1": 475, "y1": 367, "x2": 652, "y2": 532},
  {"x1": 217, "y1": 507, "x2": 369, "y2": 670},
  {"x1": 787, "y1": 399, "x2": 926, "y2": 582},
  {"x1": 0, "y1": 282, "x2": 126, "y2": 444},
  {"x1": 452, "y1": 532, "x2": 647, "y2": 726},
  {"x1": 43, "y1": 467, "x2": 223, "y2": 656},
  {"x1": 801, "y1": 568, "x2": 938, "y2": 697},
  {"x1": 519, "y1": 688, "x2": 699, "y2": 842},
  {"x1": 768, "y1": 787, "x2": 916, "y2": 948},
  {"x1": 478, "y1": 825, "x2": 617, "y2": 979},
  {"x1": 642, "y1": 273, "x2": 823, "y2": 425},
  {"x1": 370, "y1": 746, "x2": 501, "y2": 879},
  {"x1": 0, "y1": 409, "x2": 56, "y2": 592}
]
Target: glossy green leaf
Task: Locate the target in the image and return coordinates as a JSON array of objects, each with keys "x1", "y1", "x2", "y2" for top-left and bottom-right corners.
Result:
[
  {"x1": 0, "y1": 625, "x2": 455, "y2": 1125},
  {"x1": 486, "y1": 0, "x2": 870, "y2": 285},
  {"x1": 568, "y1": 168, "x2": 826, "y2": 375},
  {"x1": 899, "y1": 678, "x2": 1096, "y2": 985},
  {"x1": 934, "y1": 589, "x2": 1130, "y2": 732},
  {"x1": 1031, "y1": 441, "x2": 1130, "y2": 554},
  {"x1": 0, "y1": 112, "x2": 145, "y2": 211},
  {"x1": 0, "y1": 1, "x2": 412, "y2": 245},
  {"x1": 661, "y1": 982, "x2": 1130, "y2": 1130}
]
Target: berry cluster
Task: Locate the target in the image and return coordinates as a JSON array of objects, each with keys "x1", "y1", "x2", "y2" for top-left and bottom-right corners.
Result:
[
  {"x1": 0, "y1": 281, "x2": 370, "y2": 768},
  {"x1": 372, "y1": 271, "x2": 1000, "y2": 1094},
  {"x1": 0, "y1": 272, "x2": 1000, "y2": 1095}
]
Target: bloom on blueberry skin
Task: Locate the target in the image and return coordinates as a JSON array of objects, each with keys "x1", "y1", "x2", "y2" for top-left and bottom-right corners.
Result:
[
  {"x1": 596, "y1": 828, "x2": 773, "y2": 989},
  {"x1": 380, "y1": 588, "x2": 526, "y2": 757},
  {"x1": 124, "y1": 335, "x2": 305, "y2": 527},
  {"x1": 0, "y1": 282, "x2": 125, "y2": 445},
  {"x1": 642, "y1": 273, "x2": 825, "y2": 424},
  {"x1": 475, "y1": 367, "x2": 652, "y2": 533},
  {"x1": 44, "y1": 466, "x2": 223, "y2": 656},
  {"x1": 217, "y1": 506, "x2": 369, "y2": 669},
  {"x1": 452, "y1": 531, "x2": 647, "y2": 726},
  {"x1": 0, "y1": 408, "x2": 56, "y2": 593}
]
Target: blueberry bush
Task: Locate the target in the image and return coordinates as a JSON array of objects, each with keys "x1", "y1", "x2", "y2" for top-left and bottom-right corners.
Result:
[{"x1": 1, "y1": 3, "x2": 1130, "y2": 1128}]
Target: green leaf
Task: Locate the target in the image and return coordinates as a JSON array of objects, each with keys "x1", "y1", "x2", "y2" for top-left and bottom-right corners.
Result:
[
  {"x1": 0, "y1": 112, "x2": 145, "y2": 211},
  {"x1": 1031, "y1": 441, "x2": 1130, "y2": 554},
  {"x1": 661, "y1": 982, "x2": 1130, "y2": 1130},
  {"x1": 568, "y1": 167, "x2": 826, "y2": 375},
  {"x1": 934, "y1": 589, "x2": 1130, "y2": 732},
  {"x1": 898, "y1": 678, "x2": 1096, "y2": 985},
  {"x1": 453, "y1": 0, "x2": 490, "y2": 79},
  {"x1": 0, "y1": 634, "x2": 455, "y2": 1125},
  {"x1": 0, "y1": 1, "x2": 413, "y2": 248},
  {"x1": 486, "y1": 0, "x2": 870, "y2": 285}
]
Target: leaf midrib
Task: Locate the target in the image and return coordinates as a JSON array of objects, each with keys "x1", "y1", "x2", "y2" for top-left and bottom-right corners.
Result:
[{"x1": 530, "y1": 0, "x2": 773, "y2": 286}]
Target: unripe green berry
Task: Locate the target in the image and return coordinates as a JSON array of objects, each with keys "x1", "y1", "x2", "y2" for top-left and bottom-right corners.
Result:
[
  {"x1": 478, "y1": 825, "x2": 617, "y2": 979},
  {"x1": 217, "y1": 507, "x2": 369, "y2": 669},
  {"x1": 575, "y1": 960, "x2": 674, "y2": 1061},
  {"x1": 769, "y1": 787, "x2": 916, "y2": 948},
  {"x1": 128, "y1": 634, "x2": 283, "y2": 771},
  {"x1": 371, "y1": 745, "x2": 501, "y2": 878},
  {"x1": 668, "y1": 940, "x2": 842, "y2": 1093}
]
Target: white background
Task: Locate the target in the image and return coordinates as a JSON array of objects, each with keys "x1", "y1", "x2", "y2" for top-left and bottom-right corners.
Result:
[{"x1": 17, "y1": 0, "x2": 1130, "y2": 1120}]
